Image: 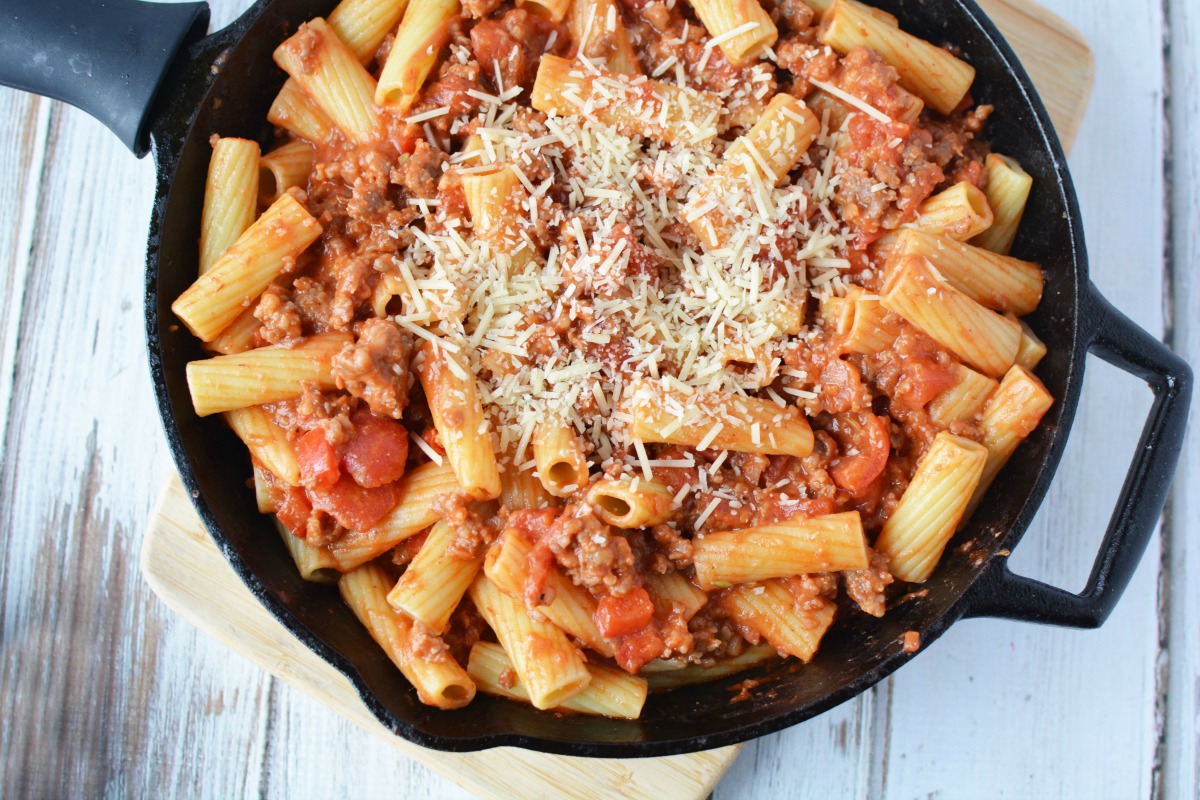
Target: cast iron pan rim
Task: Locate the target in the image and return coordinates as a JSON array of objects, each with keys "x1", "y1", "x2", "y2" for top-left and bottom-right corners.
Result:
[{"x1": 144, "y1": 0, "x2": 1091, "y2": 756}]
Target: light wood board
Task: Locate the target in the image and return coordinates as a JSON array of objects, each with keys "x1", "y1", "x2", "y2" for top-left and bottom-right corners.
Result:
[
  {"x1": 141, "y1": 477, "x2": 738, "y2": 800},
  {"x1": 133, "y1": 5, "x2": 1095, "y2": 799}
]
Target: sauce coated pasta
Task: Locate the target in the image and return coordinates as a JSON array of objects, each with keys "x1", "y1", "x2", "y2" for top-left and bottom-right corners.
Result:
[{"x1": 177, "y1": 0, "x2": 1053, "y2": 717}]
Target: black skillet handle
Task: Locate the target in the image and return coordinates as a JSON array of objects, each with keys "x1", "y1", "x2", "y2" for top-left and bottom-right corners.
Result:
[
  {"x1": 963, "y1": 285, "x2": 1192, "y2": 628},
  {"x1": 0, "y1": 0, "x2": 210, "y2": 157}
]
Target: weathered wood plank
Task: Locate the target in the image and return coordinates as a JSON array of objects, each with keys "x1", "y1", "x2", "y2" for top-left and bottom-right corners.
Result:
[
  {"x1": 0, "y1": 91, "x2": 48, "y2": 458},
  {"x1": 1162, "y1": 0, "x2": 1200, "y2": 796},
  {"x1": 0, "y1": 0, "x2": 1181, "y2": 798},
  {"x1": 142, "y1": 477, "x2": 740, "y2": 800},
  {"x1": 874, "y1": 1, "x2": 1166, "y2": 797},
  {"x1": 0, "y1": 94, "x2": 271, "y2": 798}
]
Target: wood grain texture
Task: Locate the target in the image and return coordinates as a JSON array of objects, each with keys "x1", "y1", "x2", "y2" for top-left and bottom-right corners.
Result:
[
  {"x1": 142, "y1": 477, "x2": 738, "y2": 800},
  {"x1": 0, "y1": 100, "x2": 274, "y2": 798},
  {"x1": 1163, "y1": 0, "x2": 1200, "y2": 797},
  {"x1": 0, "y1": 0, "x2": 1189, "y2": 798},
  {"x1": 876, "y1": 1, "x2": 1167, "y2": 796},
  {"x1": 978, "y1": 0, "x2": 1095, "y2": 150}
]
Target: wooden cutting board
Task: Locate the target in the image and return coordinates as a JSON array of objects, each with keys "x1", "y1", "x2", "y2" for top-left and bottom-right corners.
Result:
[{"x1": 140, "y1": 6, "x2": 1092, "y2": 798}]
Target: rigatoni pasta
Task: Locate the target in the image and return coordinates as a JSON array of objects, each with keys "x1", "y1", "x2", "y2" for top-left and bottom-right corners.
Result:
[
  {"x1": 387, "y1": 519, "x2": 486, "y2": 632},
  {"x1": 468, "y1": 642, "x2": 646, "y2": 718},
  {"x1": 881, "y1": 254, "x2": 1022, "y2": 378},
  {"x1": 179, "y1": 0, "x2": 1059, "y2": 715},
  {"x1": 693, "y1": 512, "x2": 869, "y2": 589},
  {"x1": 199, "y1": 137, "x2": 259, "y2": 276},
  {"x1": 340, "y1": 564, "x2": 475, "y2": 708},
  {"x1": 186, "y1": 332, "x2": 350, "y2": 416},
  {"x1": 688, "y1": 0, "x2": 777, "y2": 66},
  {"x1": 910, "y1": 181, "x2": 995, "y2": 241},
  {"x1": 173, "y1": 192, "x2": 322, "y2": 342},
  {"x1": 819, "y1": 0, "x2": 975, "y2": 114},
  {"x1": 875, "y1": 432, "x2": 989, "y2": 582},
  {"x1": 258, "y1": 140, "x2": 314, "y2": 205},
  {"x1": 531, "y1": 55, "x2": 722, "y2": 145},
  {"x1": 972, "y1": 153, "x2": 1034, "y2": 254},
  {"x1": 468, "y1": 575, "x2": 592, "y2": 710},
  {"x1": 567, "y1": 0, "x2": 639, "y2": 74},
  {"x1": 375, "y1": 0, "x2": 459, "y2": 111},
  {"x1": 273, "y1": 18, "x2": 381, "y2": 143}
]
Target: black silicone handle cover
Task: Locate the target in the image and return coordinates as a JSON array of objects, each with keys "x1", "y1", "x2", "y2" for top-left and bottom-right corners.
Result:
[{"x1": 0, "y1": 0, "x2": 210, "y2": 157}]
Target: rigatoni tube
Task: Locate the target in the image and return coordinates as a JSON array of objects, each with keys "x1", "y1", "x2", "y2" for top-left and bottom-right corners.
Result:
[
  {"x1": 388, "y1": 519, "x2": 486, "y2": 633},
  {"x1": 532, "y1": 421, "x2": 590, "y2": 497},
  {"x1": 415, "y1": 341, "x2": 502, "y2": 501},
  {"x1": 689, "y1": 0, "x2": 777, "y2": 66},
  {"x1": 340, "y1": 564, "x2": 476, "y2": 709},
  {"x1": 186, "y1": 332, "x2": 350, "y2": 417},
  {"x1": 483, "y1": 526, "x2": 614, "y2": 657},
  {"x1": 586, "y1": 477, "x2": 675, "y2": 529},
  {"x1": 223, "y1": 406, "x2": 300, "y2": 485},
  {"x1": 468, "y1": 642, "x2": 646, "y2": 718},
  {"x1": 819, "y1": 0, "x2": 975, "y2": 115},
  {"x1": 719, "y1": 580, "x2": 837, "y2": 661},
  {"x1": 274, "y1": 18, "x2": 381, "y2": 143},
  {"x1": 625, "y1": 379, "x2": 814, "y2": 458},
  {"x1": 173, "y1": 192, "x2": 322, "y2": 342},
  {"x1": 928, "y1": 363, "x2": 998, "y2": 427},
  {"x1": 375, "y1": 0, "x2": 459, "y2": 112},
  {"x1": 875, "y1": 432, "x2": 988, "y2": 582},
  {"x1": 276, "y1": 520, "x2": 340, "y2": 583},
  {"x1": 967, "y1": 366, "x2": 1054, "y2": 515},
  {"x1": 327, "y1": 0, "x2": 410, "y2": 64},
  {"x1": 881, "y1": 254, "x2": 1021, "y2": 378},
  {"x1": 468, "y1": 575, "x2": 592, "y2": 710},
  {"x1": 909, "y1": 182, "x2": 994, "y2": 241},
  {"x1": 258, "y1": 140, "x2": 314, "y2": 205},
  {"x1": 972, "y1": 153, "x2": 1034, "y2": 255},
  {"x1": 567, "y1": 0, "x2": 640, "y2": 74},
  {"x1": 878, "y1": 228, "x2": 1043, "y2": 317},
  {"x1": 685, "y1": 93, "x2": 819, "y2": 250},
  {"x1": 268, "y1": 79, "x2": 337, "y2": 144},
  {"x1": 199, "y1": 137, "x2": 259, "y2": 276},
  {"x1": 532, "y1": 55, "x2": 723, "y2": 146},
  {"x1": 330, "y1": 461, "x2": 460, "y2": 570},
  {"x1": 692, "y1": 511, "x2": 868, "y2": 589}
]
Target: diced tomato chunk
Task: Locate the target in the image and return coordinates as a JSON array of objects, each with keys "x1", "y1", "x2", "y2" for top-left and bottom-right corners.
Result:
[
  {"x1": 297, "y1": 428, "x2": 340, "y2": 490},
  {"x1": 342, "y1": 408, "x2": 409, "y2": 488},
  {"x1": 896, "y1": 358, "x2": 959, "y2": 410},
  {"x1": 615, "y1": 625, "x2": 666, "y2": 674},
  {"x1": 275, "y1": 486, "x2": 312, "y2": 538},
  {"x1": 594, "y1": 587, "x2": 656, "y2": 639},
  {"x1": 829, "y1": 412, "x2": 891, "y2": 498},
  {"x1": 307, "y1": 474, "x2": 400, "y2": 532}
]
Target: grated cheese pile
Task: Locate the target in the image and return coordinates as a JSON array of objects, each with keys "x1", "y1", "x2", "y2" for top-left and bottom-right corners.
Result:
[{"x1": 387, "y1": 51, "x2": 861, "y2": 483}]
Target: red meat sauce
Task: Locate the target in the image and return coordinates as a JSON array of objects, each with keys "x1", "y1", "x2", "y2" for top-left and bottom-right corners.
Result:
[{"x1": 245, "y1": 0, "x2": 999, "y2": 678}]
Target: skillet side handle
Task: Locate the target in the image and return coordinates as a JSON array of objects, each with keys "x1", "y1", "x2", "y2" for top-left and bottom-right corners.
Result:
[
  {"x1": 964, "y1": 286, "x2": 1192, "y2": 628},
  {"x1": 0, "y1": 0, "x2": 210, "y2": 157}
]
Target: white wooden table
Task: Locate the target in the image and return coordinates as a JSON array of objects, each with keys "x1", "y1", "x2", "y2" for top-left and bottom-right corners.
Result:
[{"x1": 0, "y1": 1, "x2": 1196, "y2": 797}]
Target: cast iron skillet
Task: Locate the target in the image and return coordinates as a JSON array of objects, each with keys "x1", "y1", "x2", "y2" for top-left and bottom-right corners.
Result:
[{"x1": 1, "y1": 0, "x2": 1192, "y2": 757}]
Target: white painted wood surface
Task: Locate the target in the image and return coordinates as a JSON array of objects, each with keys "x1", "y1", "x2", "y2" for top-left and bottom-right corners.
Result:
[{"x1": 0, "y1": 1, "x2": 1194, "y2": 798}]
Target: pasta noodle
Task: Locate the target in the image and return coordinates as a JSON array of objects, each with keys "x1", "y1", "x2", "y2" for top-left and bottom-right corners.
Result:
[
  {"x1": 273, "y1": 18, "x2": 381, "y2": 143},
  {"x1": 180, "y1": 0, "x2": 1057, "y2": 714},
  {"x1": 468, "y1": 575, "x2": 592, "y2": 709},
  {"x1": 173, "y1": 192, "x2": 322, "y2": 342},
  {"x1": 199, "y1": 137, "x2": 259, "y2": 276},
  {"x1": 972, "y1": 153, "x2": 1034, "y2": 255}
]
